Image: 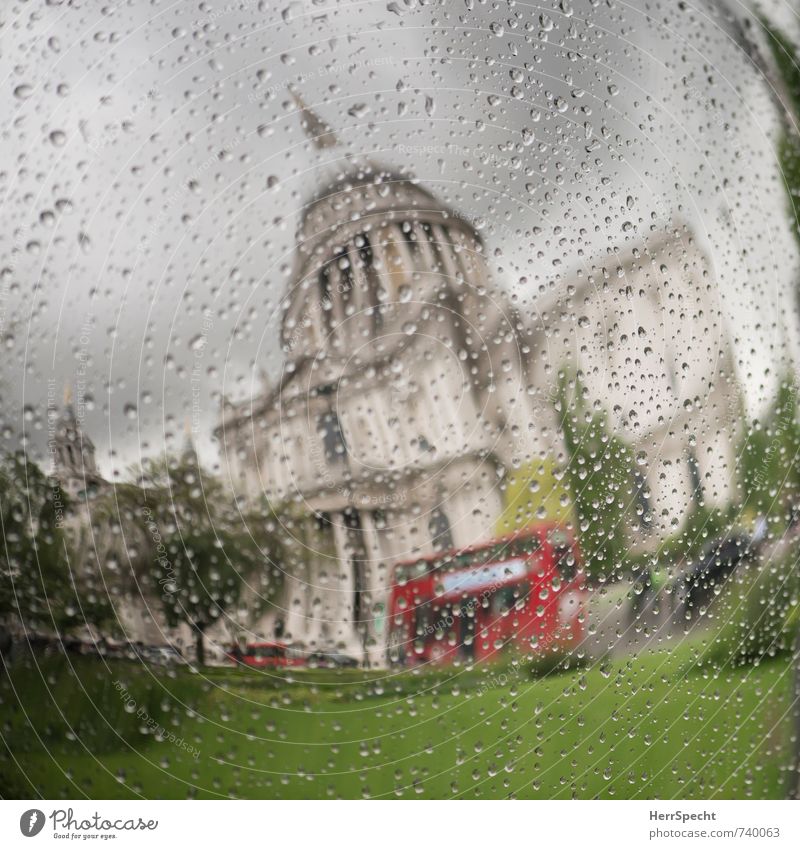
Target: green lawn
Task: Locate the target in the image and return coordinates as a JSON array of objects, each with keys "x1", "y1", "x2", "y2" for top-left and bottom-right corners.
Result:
[{"x1": 0, "y1": 641, "x2": 795, "y2": 799}]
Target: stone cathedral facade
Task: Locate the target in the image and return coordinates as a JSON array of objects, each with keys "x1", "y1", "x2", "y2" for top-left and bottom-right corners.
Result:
[
  {"x1": 44, "y1": 109, "x2": 741, "y2": 664},
  {"x1": 215, "y1": 159, "x2": 741, "y2": 665}
]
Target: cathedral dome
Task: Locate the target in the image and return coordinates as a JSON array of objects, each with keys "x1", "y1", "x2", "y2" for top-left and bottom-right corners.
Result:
[
  {"x1": 296, "y1": 161, "x2": 448, "y2": 262},
  {"x1": 283, "y1": 161, "x2": 488, "y2": 373}
]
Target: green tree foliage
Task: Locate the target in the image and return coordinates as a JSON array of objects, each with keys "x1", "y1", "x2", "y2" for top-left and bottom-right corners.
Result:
[
  {"x1": 762, "y1": 22, "x2": 800, "y2": 257},
  {"x1": 0, "y1": 452, "x2": 110, "y2": 635},
  {"x1": 136, "y1": 450, "x2": 271, "y2": 665},
  {"x1": 224, "y1": 496, "x2": 292, "y2": 644},
  {"x1": 495, "y1": 455, "x2": 572, "y2": 536},
  {"x1": 80, "y1": 482, "x2": 158, "y2": 613},
  {"x1": 556, "y1": 373, "x2": 636, "y2": 576},
  {"x1": 702, "y1": 556, "x2": 800, "y2": 671},
  {"x1": 739, "y1": 376, "x2": 800, "y2": 521}
]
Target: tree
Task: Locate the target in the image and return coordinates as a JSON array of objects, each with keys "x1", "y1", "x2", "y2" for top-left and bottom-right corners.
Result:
[
  {"x1": 495, "y1": 455, "x2": 572, "y2": 537},
  {"x1": 761, "y1": 21, "x2": 800, "y2": 278},
  {"x1": 0, "y1": 451, "x2": 110, "y2": 637},
  {"x1": 739, "y1": 376, "x2": 800, "y2": 521},
  {"x1": 136, "y1": 449, "x2": 267, "y2": 665},
  {"x1": 556, "y1": 372, "x2": 636, "y2": 577},
  {"x1": 228, "y1": 495, "x2": 292, "y2": 644},
  {"x1": 757, "y1": 21, "x2": 800, "y2": 798},
  {"x1": 80, "y1": 480, "x2": 168, "y2": 640}
]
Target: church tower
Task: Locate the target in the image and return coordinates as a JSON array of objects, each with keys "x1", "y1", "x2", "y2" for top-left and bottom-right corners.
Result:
[{"x1": 52, "y1": 388, "x2": 103, "y2": 498}]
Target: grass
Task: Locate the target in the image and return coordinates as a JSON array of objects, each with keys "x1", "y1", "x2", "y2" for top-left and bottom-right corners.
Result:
[{"x1": 0, "y1": 640, "x2": 796, "y2": 799}]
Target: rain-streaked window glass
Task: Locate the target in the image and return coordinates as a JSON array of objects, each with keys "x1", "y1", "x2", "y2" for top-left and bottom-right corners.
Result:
[{"x1": 1, "y1": 0, "x2": 800, "y2": 807}]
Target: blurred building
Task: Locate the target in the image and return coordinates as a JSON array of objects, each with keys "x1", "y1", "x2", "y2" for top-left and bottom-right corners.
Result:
[
  {"x1": 216, "y1": 166, "x2": 531, "y2": 662},
  {"x1": 49, "y1": 404, "x2": 202, "y2": 657},
  {"x1": 215, "y1": 152, "x2": 741, "y2": 663},
  {"x1": 50, "y1": 396, "x2": 106, "y2": 500}
]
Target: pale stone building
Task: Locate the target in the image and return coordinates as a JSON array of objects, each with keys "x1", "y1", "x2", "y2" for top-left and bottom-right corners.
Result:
[
  {"x1": 216, "y1": 165, "x2": 535, "y2": 663},
  {"x1": 525, "y1": 228, "x2": 741, "y2": 540},
  {"x1": 46, "y1": 166, "x2": 741, "y2": 668},
  {"x1": 50, "y1": 404, "x2": 208, "y2": 658},
  {"x1": 215, "y1": 154, "x2": 741, "y2": 664}
]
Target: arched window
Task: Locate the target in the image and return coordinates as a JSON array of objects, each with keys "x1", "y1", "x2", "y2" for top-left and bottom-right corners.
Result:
[
  {"x1": 318, "y1": 411, "x2": 348, "y2": 464},
  {"x1": 356, "y1": 232, "x2": 381, "y2": 327},
  {"x1": 318, "y1": 264, "x2": 333, "y2": 332},
  {"x1": 429, "y1": 507, "x2": 453, "y2": 552},
  {"x1": 335, "y1": 247, "x2": 354, "y2": 315}
]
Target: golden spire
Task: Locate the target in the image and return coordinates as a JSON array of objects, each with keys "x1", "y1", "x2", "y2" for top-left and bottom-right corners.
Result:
[
  {"x1": 63, "y1": 382, "x2": 73, "y2": 406},
  {"x1": 289, "y1": 86, "x2": 338, "y2": 150},
  {"x1": 182, "y1": 417, "x2": 198, "y2": 465}
]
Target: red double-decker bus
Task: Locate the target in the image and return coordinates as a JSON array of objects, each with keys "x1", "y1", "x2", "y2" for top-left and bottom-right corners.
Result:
[{"x1": 387, "y1": 524, "x2": 586, "y2": 667}]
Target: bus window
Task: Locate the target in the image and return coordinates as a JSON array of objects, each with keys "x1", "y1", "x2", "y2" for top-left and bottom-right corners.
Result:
[
  {"x1": 414, "y1": 600, "x2": 432, "y2": 638},
  {"x1": 509, "y1": 537, "x2": 541, "y2": 558},
  {"x1": 434, "y1": 603, "x2": 455, "y2": 644},
  {"x1": 253, "y1": 645, "x2": 284, "y2": 660},
  {"x1": 458, "y1": 599, "x2": 476, "y2": 660},
  {"x1": 491, "y1": 585, "x2": 517, "y2": 616},
  {"x1": 554, "y1": 545, "x2": 578, "y2": 581},
  {"x1": 491, "y1": 582, "x2": 530, "y2": 616},
  {"x1": 388, "y1": 627, "x2": 407, "y2": 665}
]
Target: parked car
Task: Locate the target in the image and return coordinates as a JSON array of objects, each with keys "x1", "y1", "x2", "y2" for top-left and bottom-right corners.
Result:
[
  {"x1": 683, "y1": 533, "x2": 755, "y2": 615},
  {"x1": 139, "y1": 644, "x2": 186, "y2": 666},
  {"x1": 305, "y1": 651, "x2": 359, "y2": 669},
  {"x1": 226, "y1": 642, "x2": 306, "y2": 668}
]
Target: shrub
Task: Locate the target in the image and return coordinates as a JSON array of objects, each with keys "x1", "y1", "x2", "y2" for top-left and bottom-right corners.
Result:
[{"x1": 701, "y1": 553, "x2": 800, "y2": 669}]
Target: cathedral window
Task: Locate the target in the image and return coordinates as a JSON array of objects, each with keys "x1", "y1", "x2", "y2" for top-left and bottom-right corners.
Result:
[
  {"x1": 318, "y1": 411, "x2": 348, "y2": 464},
  {"x1": 429, "y1": 507, "x2": 454, "y2": 552},
  {"x1": 400, "y1": 221, "x2": 420, "y2": 256},
  {"x1": 335, "y1": 248, "x2": 355, "y2": 316},
  {"x1": 423, "y1": 222, "x2": 447, "y2": 271},
  {"x1": 318, "y1": 264, "x2": 333, "y2": 331},
  {"x1": 356, "y1": 233, "x2": 381, "y2": 327},
  {"x1": 356, "y1": 233, "x2": 373, "y2": 268}
]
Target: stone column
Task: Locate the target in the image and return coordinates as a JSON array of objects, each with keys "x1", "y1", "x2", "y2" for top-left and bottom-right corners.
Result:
[
  {"x1": 282, "y1": 563, "x2": 309, "y2": 647},
  {"x1": 369, "y1": 239, "x2": 387, "y2": 321},
  {"x1": 415, "y1": 221, "x2": 440, "y2": 280},
  {"x1": 430, "y1": 223, "x2": 457, "y2": 277},
  {"x1": 359, "y1": 509, "x2": 388, "y2": 667},
  {"x1": 330, "y1": 513, "x2": 359, "y2": 653},
  {"x1": 302, "y1": 554, "x2": 326, "y2": 650},
  {"x1": 389, "y1": 224, "x2": 415, "y2": 289}
]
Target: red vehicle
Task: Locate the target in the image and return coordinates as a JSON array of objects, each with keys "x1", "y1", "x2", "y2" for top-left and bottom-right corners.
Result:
[
  {"x1": 387, "y1": 525, "x2": 586, "y2": 667},
  {"x1": 227, "y1": 642, "x2": 305, "y2": 668}
]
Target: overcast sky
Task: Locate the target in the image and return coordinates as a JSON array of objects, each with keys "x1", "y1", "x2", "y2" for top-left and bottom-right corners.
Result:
[{"x1": 1, "y1": 0, "x2": 799, "y2": 480}]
